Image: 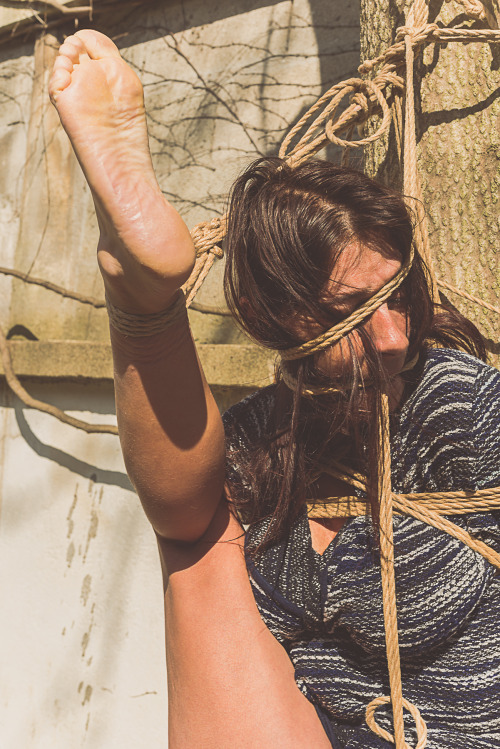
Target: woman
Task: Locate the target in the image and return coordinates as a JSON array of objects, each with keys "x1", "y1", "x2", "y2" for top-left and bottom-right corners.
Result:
[{"x1": 49, "y1": 30, "x2": 500, "y2": 748}]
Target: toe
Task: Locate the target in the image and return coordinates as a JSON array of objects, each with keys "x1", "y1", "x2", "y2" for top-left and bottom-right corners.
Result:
[
  {"x1": 48, "y1": 68, "x2": 72, "y2": 102},
  {"x1": 63, "y1": 34, "x2": 89, "y2": 63},
  {"x1": 73, "y1": 29, "x2": 121, "y2": 60},
  {"x1": 53, "y1": 54, "x2": 73, "y2": 73},
  {"x1": 58, "y1": 41, "x2": 81, "y2": 64}
]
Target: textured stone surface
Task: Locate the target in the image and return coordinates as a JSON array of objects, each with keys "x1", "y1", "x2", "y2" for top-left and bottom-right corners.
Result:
[
  {"x1": 2, "y1": 0, "x2": 361, "y2": 350},
  {"x1": 0, "y1": 339, "x2": 275, "y2": 387}
]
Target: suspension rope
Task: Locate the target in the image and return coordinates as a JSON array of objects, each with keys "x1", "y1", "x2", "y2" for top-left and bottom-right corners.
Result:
[{"x1": 274, "y1": 2, "x2": 500, "y2": 746}]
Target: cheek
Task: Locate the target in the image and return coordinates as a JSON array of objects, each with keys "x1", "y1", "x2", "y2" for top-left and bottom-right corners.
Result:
[{"x1": 396, "y1": 310, "x2": 410, "y2": 337}]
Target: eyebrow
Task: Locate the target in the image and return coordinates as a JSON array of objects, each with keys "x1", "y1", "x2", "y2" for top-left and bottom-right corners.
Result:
[
  {"x1": 332, "y1": 285, "x2": 403, "y2": 306},
  {"x1": 335, "y1": 290, "x2": 367, "y2": 302},
  {"x1": 331, "y1": 287, "x2": 373, "y2": 305}
]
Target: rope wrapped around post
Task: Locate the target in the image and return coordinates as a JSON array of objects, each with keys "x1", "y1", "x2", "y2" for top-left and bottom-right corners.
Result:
[
  {"x1": 4, "y1": 0, "x2": 499, "y2": 443},
  {"x1": 274, "y1": 2, "x2": 500, "y2": 746},
  {"x1": 181, "y1": 0, "x2": 500, "y2": 321}
]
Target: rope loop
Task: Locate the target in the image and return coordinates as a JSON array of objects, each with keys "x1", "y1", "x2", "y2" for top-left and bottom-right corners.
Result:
[
  {"x1": 366, "y1": 695, "x2": 428, "y2": 748},
  {"x1": 324, "y1": 78, "x2": 392, "y2": 148}
]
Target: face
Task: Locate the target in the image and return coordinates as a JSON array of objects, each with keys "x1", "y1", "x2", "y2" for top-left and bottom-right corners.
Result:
[{"x1": 302, "y1": 242, "x2": 410, "y2": 386}]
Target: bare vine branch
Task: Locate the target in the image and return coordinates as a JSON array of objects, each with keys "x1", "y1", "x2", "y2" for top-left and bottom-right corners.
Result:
[
  {"x1": 0, "y1": 321, "x2": 118, "y2": 434},
  {"x1": 0, "y1": 266, "x2": 106, "y2": 307}
]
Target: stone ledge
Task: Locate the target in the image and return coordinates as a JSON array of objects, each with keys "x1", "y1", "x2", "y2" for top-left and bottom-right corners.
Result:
[{"x1": 0, "y1": 340, "x2": 275, "y2": 388}]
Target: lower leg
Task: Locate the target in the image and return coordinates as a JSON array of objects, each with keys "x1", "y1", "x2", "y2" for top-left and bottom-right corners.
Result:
[{"x1": 158, "y1": 501, "x2": 332, "y2": 749}]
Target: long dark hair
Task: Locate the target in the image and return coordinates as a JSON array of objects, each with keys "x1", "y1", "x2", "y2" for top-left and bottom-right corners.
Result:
[{"x1": 224, "y1": 157, "x2": 485, "y2": 553}]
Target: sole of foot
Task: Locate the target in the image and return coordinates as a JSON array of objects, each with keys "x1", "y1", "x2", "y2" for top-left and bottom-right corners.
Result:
[{"x1": 49, "y1": 30, "x2": 195, "y2": 313}]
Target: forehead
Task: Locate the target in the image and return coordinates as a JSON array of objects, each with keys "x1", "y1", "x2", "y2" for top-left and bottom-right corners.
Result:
[{"x1": 327, "y1": 242, "x2": 402, "y2": 301}]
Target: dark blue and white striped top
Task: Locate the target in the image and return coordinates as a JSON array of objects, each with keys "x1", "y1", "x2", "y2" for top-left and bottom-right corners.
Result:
[{"x1": 223, "y1": 349, "x2": 500, "y2": 748}]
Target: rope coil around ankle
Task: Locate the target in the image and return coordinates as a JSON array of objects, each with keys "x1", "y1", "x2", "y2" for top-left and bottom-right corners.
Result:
[{"x1": 105, "y1": 290, "x2": 187, "y2": 337}]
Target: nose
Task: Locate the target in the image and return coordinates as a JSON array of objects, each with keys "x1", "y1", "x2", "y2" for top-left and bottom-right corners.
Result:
[{"x1": 366, "y1": 303, "x2": 408, "y2": 357}]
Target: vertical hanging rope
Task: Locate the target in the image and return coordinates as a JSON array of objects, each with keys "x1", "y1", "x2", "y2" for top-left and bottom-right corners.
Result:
[
  {"x1": 378, "y1": 391, "x2": 406, "y2": 748},
  {"x1": 367, "y1": 12, "x2": 437, "y2": 746},
  {"x1": 403, "y1": 30, "x2": 440, "y2": 302}
]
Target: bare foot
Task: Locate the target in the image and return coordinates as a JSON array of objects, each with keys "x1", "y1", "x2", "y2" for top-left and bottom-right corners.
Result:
[{"x1": 49, "y1": 30, "x2": 195, "y2": 313}]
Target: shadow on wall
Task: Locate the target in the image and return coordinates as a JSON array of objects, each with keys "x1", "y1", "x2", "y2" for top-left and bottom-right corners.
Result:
[{"x1": 16, "y1": 406, "x2": 133, "y2": 490}]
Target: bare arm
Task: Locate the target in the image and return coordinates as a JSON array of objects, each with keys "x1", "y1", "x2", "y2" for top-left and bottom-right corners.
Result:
[
  {"x1": 49, "y1": 34, "x2": 334, "y2": 747},
  {"x1": 110, "y1": 320, "x2": 226, "y2": 542},
  {"x1": 49, "y1": 29, "x2": 225, "y2": 542}
]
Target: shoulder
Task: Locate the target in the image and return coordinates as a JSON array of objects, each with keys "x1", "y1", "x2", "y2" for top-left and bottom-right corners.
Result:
[
  {"x1": 222, "y1": 384, "x2": 278, "y2": 450},
  {"x1": 410, "y1": 348, "x2": 497, "y2": 409},
  {"x1": 420, "y1": 347, "x2": 491, "y2": 383},
  {"x1": 394, "y1": 348, "x2": 499, "y2": 492}
]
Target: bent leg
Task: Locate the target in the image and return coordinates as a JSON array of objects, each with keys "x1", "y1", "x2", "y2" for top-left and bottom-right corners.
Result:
[{"x1": 158, "y1": 501, "x2": 332, "y2": 749}]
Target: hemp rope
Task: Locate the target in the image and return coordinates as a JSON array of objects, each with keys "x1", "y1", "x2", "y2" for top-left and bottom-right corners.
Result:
[
  {"x1": 4, "y1": 0, "x2": 499, "y2": 434},
  {"x1": 279, "y1": 249, "x2": 414, "y2": 362},
  {"x1": 276, "y1": 2, "x2": 500, "y2": 746},
  {"x1": 0, "y1": 2, "x2": 493, "y2": 742},
  {"x1": 376, "y1": 389, "x2": 408, "y2": 748},
  {"x1": 105, "y1": 290, "x2": 187, "y2": 337},
  {"x1": 184, "y1": 0, "x2": 500, "y2": 323}
]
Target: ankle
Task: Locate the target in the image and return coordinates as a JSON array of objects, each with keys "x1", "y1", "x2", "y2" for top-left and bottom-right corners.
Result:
[{"x1": 106, "y1": 290, "x2": 187, "y2": 336}]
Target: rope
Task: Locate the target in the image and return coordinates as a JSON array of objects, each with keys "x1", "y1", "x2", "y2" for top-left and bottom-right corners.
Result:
[
  {"x1": 179, "y1": 0, "x2": 500, "y2": 326},
  {"x1": 403, "y1": 32, "x2": 440, "y2": 303},
  {"x1": 280, "y1": 352, "x2": 420, "y2": 397},
  {"x1": 4, "y1": 0, "x2": 499, "y2": 435},
  {"x1": 105, "y1": 290, "x2": 187, "y2": 337},
  {"x1": 437, "y1": 278, "x2": 500, "y2": 316},
  {"x1": 377, "y1": 390, "x2": 407, "y2": 748},
  {"x1": 307, "y1": 487, "x2": 500, "y2": 517},
  {"x1": 279, "y1": 249, "x2": 414, "y2": 361},
  {"x1": 276, "y1": 2, "x2": 500, "y2": 746}
]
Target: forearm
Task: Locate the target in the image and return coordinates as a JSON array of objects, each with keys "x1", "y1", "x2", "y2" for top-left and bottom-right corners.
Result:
[{"x1": 111, "y1": 315, "x2": 226, "y2": 542}]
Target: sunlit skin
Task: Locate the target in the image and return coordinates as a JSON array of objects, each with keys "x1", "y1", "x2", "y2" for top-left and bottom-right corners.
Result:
[
  {"x1": 48, "y1": 30, "x2": 196, "y2": 315},
  {"x1": 49, "y1": 31, "x2": 336, "y2": 747}
]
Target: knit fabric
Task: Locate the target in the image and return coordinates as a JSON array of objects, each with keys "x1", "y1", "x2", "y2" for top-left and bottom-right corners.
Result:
[{"x1": 223, "y1": 349, "x2": 500, "y2": 748}]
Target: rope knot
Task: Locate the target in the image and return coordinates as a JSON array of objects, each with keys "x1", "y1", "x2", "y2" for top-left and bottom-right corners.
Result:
[
  {"x1": 351, "y1": 90, "x2": 370, "y2": 114},
  {"x1": 208, "y1": 216, "x2": 223, "y2": 230},
  {"x1": 447, "y1": 0, "x2": 497, "y2": 27},
  {"x1": 323, "y1": 78, "x2": 391, "y2": 149},
  {"x1": 395, "y1": 22, "x2": 439, "y2": 46}
]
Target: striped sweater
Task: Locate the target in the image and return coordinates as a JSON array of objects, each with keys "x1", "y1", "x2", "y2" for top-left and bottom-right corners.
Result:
[{"x1": 223, "y1": 349, "x2": 500, "y2": 748}]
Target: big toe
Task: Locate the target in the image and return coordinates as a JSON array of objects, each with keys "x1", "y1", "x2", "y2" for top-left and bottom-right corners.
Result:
[{"x1": 73, "y1": 30, "x2": 121, "y2": 60}]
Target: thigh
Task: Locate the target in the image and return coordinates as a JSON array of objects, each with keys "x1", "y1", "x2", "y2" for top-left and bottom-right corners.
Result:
[{"x1": 158, "y1": 500, "x2": 333, "y2": 749}]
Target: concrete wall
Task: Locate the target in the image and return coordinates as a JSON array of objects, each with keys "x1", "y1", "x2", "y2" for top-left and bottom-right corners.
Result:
[{"x1": 0, "y1": 1, "x2": 360, "y2": 746}]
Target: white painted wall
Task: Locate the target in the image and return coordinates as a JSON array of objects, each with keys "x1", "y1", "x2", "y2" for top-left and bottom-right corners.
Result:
[{"x1": 0, "y1": 381, "x2": 168, "y2": 748}]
